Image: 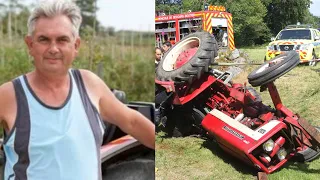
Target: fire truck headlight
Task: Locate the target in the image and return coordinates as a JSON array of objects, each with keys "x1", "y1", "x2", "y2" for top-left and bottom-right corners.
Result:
[
  {"x1": 276, "y1": 147, "x2": 287, "y2": 161},
  {"x1": 299, "y1": 44, "x2": 312, "y2": 50},
  {"x1": 263, "y1": 139, "x2": 275, "y2": 152},
  {"x1": 267, "y1": 45, "x2": 275, "y2": 50}
]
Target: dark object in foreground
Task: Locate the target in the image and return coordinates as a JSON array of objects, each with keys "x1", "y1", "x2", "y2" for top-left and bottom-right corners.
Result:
[{"x1": 101, "y1": 94, "x2": 155, "y2": 180}]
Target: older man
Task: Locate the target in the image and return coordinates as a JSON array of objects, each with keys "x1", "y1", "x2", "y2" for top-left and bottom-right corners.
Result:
[{"x1": 0, "y1": 0, "x2": 154, "y2": 180}]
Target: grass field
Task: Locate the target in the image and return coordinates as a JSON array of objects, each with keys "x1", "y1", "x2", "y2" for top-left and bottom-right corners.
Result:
[{"x1": 156, "y1": 47, "x2": 320, "y2": 180}]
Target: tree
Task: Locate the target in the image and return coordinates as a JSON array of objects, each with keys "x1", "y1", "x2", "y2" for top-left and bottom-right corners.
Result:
[
  {"x1": 155, "y1": 0, "x2": 182, "y2": 15},
  {"x1": 75, "y1": 0, "x2": 100, "y2": 33},
  {"x1": 0, "y1": 1, "x2": 29, "y2": 37},
  {"x1": 0, "y1": 3, "x2": 5, "y2": 39},
  {"x1": 262, "y1": 0, "x2": 312, "y2": 35},
  {"x1": 224, "y1": 0, "x2": 270, "y2": 46},
  {"x1": 181, "y1": 0, "x2": 203, "y2": 13}
]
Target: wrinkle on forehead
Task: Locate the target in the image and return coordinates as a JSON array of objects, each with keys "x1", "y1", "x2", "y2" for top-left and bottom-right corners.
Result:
[{"x1": 32, "y1": 15, "x2": 74, "y2": 40}]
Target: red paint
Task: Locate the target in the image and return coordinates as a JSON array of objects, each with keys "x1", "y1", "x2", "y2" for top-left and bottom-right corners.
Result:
[{"x1": 175, "y1": 48, "x2": 198, "y2": 69}]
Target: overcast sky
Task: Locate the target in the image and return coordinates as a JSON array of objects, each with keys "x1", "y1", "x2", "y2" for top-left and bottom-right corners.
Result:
[
  {"x1": 96, "y1": 0, "x2": 154, "y2": 32},
  {"x1": 310, "y1": 0, "x2": 320, "y2": 16},
  {"x1": 0, "y1": 0, "x2": 319, "y2": 31}
]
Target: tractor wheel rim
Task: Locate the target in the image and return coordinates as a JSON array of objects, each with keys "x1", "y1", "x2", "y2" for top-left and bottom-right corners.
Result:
[{"x1": 163, "y1": 37, "x2": 200, "y2": 71}]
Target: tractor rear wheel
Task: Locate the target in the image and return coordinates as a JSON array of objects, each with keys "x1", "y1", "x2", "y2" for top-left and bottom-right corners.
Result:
[{"x1": 156, "y1": 32, "x2": 218, "y2": 85}]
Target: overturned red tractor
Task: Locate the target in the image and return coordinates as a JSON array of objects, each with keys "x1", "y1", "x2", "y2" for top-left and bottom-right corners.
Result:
[{"x1": 155, "y1": 32, "x2": 320, "y2": 174}]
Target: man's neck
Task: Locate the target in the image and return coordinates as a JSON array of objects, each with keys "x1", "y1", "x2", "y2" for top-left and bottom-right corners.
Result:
[{"x1": 28, "y1": 70, "x2": 70, "y2": 91}]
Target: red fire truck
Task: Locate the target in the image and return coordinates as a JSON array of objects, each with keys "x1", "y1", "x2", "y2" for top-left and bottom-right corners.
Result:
[{"x1": 155, "y1": 5, "x2": 235, "y2": 50}]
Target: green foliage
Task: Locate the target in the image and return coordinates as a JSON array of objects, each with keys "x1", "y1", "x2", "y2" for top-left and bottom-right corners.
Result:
[
  {"x1": 222, "y1": 0, "x2": 271, "y2": 46},
  {"x1": 72, "y1": 32, "x2": 154, "y2": 102},
  {"x1": 302, "y1": 11, "x2": 320, "y2": 29},
  {"x1": 0, "y1": 5, "x2": 30, "y2": 37},
  {"x1": 0, "y1": 32, "x2": 154, "y2": 102},
  {"x1": 75, "y1": 0, "x2": 100, "y2": 33},
  {"x1": 262, "y1": 0, "x2": 312, "y2": 35},
  {"x1": 0, "y1": 43, "x2": 33, "y2": 83},
  {"x1": 155, "y1": 0, "x2": 183, "y2": 15},
  {"x1": 181, "y1": 0, "x2": 203, "y2": 13}
]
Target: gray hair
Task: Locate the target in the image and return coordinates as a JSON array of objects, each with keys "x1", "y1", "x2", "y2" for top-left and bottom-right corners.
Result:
[{"x1": 27, "y1": 0, "x2": 82, "y2": 37}]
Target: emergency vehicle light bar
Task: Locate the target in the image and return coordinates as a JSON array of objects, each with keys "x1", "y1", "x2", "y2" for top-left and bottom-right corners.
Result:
[{"x1": 285, "y1": 24, "x2": 313, "y2": 29}]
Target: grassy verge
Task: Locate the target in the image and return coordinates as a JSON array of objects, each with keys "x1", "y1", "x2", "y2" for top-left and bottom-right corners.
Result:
[
  {"x1": 156, "y1": 47, "x2": 320, "y2": 180},
  {"x1": 240, "y1": 47, "x2": 266, "y2": 62}
]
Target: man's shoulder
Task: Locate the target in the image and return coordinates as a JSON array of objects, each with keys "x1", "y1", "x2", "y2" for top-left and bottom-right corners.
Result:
[
  {"x1": 0, "y1": 81, "x2": 15, "y2": 102},
  {"x1": 77, "y1": 69, "x2": 100, "y2": 82},
  {"x1": 76, "y1": 69, "x2": 105, "y2": 91},
  {"x1": 0, "y1": 81, "x2": 14, "y2": 94}
]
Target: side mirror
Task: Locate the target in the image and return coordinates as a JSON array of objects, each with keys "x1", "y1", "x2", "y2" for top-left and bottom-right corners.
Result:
[
  {"x1": 271, "y1": 37, "x2": 276, "y2": 41},
  {"x1": 315, "y1": 36, "x2": 320, "y2": 41}
]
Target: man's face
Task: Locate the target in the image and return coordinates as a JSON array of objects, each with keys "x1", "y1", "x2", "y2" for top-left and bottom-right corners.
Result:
[
  {"x1": 155, "y1": 49, "x2": 162, "y2": 61},
  {"x1": 25, "y1": 15, "x2": 80, "y2": 74},
  {"x1": 162, "y1": 44, "x2": 170, "y2": 52}
]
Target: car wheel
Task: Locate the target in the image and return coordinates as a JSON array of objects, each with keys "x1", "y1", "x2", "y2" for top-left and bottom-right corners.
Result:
[
  {"x1": 247, "y1": 51, "x2": 299, "y2": 87},
  {"x1": 295, "y1": 127, "x2": 320, "y2": 162},
  {"x1": 156, "y1": 32, "x2": 218, "y2": 85}
]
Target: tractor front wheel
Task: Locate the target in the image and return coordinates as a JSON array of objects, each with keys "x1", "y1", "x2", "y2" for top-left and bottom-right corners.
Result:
[{"x1": 248, "y1": 51, "x2": 300, "y2": 87}]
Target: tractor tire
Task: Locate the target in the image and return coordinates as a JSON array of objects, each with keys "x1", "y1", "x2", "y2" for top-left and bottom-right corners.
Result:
[
  {"x1": 247, "y1": 51, "x2": 299, "y2": 87},
  {"x1": 156, "y1": 32, "x2": 218, "y2": 85},
  {"x1": 165, "y1": 107, "x2": 202, "y2": 137},
  {"x1": 295, "y1": 127, "x2": 320, "y2": 162},
  {"x1": 191, "y1": 108, "x2": 206, "y2": 135},
  {"x1": 192, "y1": 108, "x2": 206, "y2": 126},
  {"x1": 102, "y1": 158, "x2": 155, "y2": 180}
]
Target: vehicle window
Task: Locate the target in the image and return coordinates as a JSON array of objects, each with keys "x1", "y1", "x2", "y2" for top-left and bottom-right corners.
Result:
[{"x1": 276, "y1": 30, "x2": 311, "y2": 40}]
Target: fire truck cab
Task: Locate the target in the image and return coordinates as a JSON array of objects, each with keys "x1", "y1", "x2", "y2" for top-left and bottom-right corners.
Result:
[{"x1": 155, "y1": 5, "x2": 235, "y2": 50}]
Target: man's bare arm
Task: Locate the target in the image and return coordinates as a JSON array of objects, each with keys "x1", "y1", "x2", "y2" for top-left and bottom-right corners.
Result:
[
  {"x1": 0, "y1": 82, "x2": 17, "y2": 132},
  {"x1": 80, "y1": 70, "x2": 155, "y2": 149}
]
